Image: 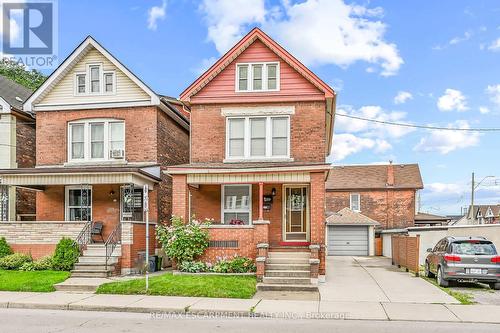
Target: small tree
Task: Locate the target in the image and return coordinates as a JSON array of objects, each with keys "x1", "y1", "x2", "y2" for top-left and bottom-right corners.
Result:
[
  {"x1": 52, "y1": 238, "x2": 80, "y2": 271},
  {"x1": 0, "y1": 237, "x2": 13, "y2": 258},
  {"x1": 156, "y1": 216, "x2": 210, "y2": 264},
  {"x1": 0, "y1": 58, "x2": 46, "y2": 90}
]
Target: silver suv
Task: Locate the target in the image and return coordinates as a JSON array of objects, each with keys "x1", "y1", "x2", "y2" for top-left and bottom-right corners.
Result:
[{"x1": 425, "y1": 236, "x2": 500, "y2": 290}]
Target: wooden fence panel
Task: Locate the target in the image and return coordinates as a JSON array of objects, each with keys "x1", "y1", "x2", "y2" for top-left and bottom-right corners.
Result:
[{"x1": 391, "y1": 234, "x2": 419, "y2": 275}]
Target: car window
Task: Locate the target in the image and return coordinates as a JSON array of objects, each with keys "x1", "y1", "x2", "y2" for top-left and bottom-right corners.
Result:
[
  {"x1": 451, "y1": 241, "x2": 497, "y2": 255},
  {"x1": 433, "y1": 240, "x2": 444, "y2": 252}
]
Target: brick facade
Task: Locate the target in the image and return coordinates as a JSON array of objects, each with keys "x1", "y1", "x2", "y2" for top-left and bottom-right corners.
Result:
[{"x1": 325, "y1": 189, "x2": 417, "y2": 229}]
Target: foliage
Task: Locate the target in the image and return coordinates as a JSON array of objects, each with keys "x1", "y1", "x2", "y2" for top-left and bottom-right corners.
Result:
[
  {"x1": 0, "y1": 58, "x2": 46, "y2": 90},
  {"x1": 178, "y1": 256, "x2": 256, "y2": 274},
  {"x1": 52, "y1": 238, "x2": 80, "y2": 271},
  {"x1": 0, "y1": 253, "x2": 32, "y2": 270},
  {"x1": 178, "y1": 261, "x2": 208, "y2": 273},
  {"x1": 0, "y1": 237, "x2": 13, "y2": 258},
  {"x1": 19, "y1": 256, "x2": 54, "y2": 271},
  {"x1": 0, "y1": 270, "x2": 70, "y2": 292},
  {"x1": 96, "y1": 273, "x2": 257, "y2": 299},
  {"x1": 156, "y1": 216, "x2": 211, "y2": 264}
]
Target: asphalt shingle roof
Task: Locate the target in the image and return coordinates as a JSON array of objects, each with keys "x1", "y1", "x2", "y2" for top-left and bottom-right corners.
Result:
[
  {"x1": 326, "y1": 207, "x2": 380, "y2": 226},
  {"x1": 0, "y1": 75, "x2": 32, "y2": 111}
]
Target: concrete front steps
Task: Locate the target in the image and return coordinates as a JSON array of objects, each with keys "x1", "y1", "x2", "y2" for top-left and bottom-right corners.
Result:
[
  {"x1": 257, "y1": 251, "x2": 318, "y2": 292},
  {"x1": 54, "y1": 277, "x2": 112, "y2": 293},
  {"x1": 70, "y1": 244, "x2": 121, "y2": 279}
]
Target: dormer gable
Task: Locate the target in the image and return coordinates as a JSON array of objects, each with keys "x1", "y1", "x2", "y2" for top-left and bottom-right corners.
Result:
[{"x1": 24, "y1": 36, "x2": 160, "y2": 112}]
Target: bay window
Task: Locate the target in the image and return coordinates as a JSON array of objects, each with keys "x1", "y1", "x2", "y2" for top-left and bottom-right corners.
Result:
[
  {"x1": 68, "y1": 119, "x2": 125, "y2": 162},
  {"x1": 226, "y1": 116, "x2": 290, "y2": 160},
  {"x1": 236, "y1": 62, "x2": 279, "y2": 92},
  {"x1": 222, "y1": 185, "x2": 251, "y2": 225}
]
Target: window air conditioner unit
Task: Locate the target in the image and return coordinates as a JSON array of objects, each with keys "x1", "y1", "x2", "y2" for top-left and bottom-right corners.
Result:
[{"x1": 110, "y1": 149, "x2": 125, "y2": 159}]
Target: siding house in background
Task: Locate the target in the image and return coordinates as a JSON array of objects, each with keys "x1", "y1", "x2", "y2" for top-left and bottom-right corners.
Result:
[
  {"x1": 452, "y1": 204, "x2": 500, "y2": 225},
  {"x1": 0, "y1": 37, "x2": 190, "y2": 276},
  {"x1": 167, "y1": 28, "x2": 336, "y2": 289},
  {"x1": 0, "y1": 75, "x2": 36, "y2": 221}
]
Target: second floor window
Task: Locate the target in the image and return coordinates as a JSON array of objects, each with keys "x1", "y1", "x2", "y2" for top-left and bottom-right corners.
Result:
[
  {"x1": 68, "y1": 119, "x2": 125, "y2": 162},
  {"x1": 226, "y1": 116, "x2": 289, "y2": 160},
  {"x1": 236, "y1": 62, "x2": 279, "y2": 92},
  {"x1": 75, "y1": 64, "x2": 115, "y2": 95},
  {"x1": 350, "y1": 193, "x2": 361, "y2": 212}
]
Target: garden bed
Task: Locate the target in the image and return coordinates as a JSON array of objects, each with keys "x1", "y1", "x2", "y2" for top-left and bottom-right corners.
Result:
[
  {"x1": 97, "y1": 272, "x2": 257, "y2": 299},
  {"x1": 173, "y1": 270, "x2": 255, "y2": 276},
  {"x1": 0, "y1": 270, "x2": 70, "y2": 292}
]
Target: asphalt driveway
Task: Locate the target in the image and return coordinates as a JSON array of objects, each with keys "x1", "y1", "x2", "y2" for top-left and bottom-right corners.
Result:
[{"x1": 319, "y1": 256, "x2": 458, "y2": 303}]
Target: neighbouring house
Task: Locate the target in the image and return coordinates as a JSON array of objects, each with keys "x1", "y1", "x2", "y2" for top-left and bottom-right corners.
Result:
[
  {"x1": 452, "y1": 204, "x2": 500, "y2": 225},
  {"x1": 0, "y1": 37, "x2": 190, "y2": 275},
  {"x1": 414, "y1": 212, "x2": 451, "y2": 226},
  {"x1": 166, "y1": 28, "x2": 335, "y2": 288},
  {"x1": 0, "y1": 75, "x2": 36, "y2": 222},
  {"x1": 324, "y1": 163, "x2": 423, "y2": 256}
]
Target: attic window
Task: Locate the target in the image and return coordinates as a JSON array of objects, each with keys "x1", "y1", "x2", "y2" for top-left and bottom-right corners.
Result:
[
  {"x1": 75, "y1": 64, "x2": 115, "y2": 95},
  {"x1": 236, "y1": 62, "x2": 279, "y2": 92}
]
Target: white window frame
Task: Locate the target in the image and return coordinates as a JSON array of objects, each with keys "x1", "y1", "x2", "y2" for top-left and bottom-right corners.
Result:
[
  {"x1": 73, "y1": 63, "x2": 116, "y2": 96},
  {"x1": 65, "y1": 185, "x2": 92, "y2": 221},
  {"x1": 350, "y1": 193, "x2": 361, "y2": 212},
  {"x1": 221, "y1": 184, "x2": 252, "y2": 225},
  {"x1": 225, "y1": 115, "x2": 290, "y2": 161},
  {"x1": 67, "y1": 118, "x2": 125, "y2": 163},
  {"x1": 235, "y1": 62, "x2": 280, "y2": 92}
]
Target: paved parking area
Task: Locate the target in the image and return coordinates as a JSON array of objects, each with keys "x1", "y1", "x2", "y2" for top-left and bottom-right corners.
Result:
[
  {"x1": 447, "y1": 283, "x2": 500, "y2": 305},
  {"x1": 319, "y1": 256, "x2": 458, "y2": 303}
]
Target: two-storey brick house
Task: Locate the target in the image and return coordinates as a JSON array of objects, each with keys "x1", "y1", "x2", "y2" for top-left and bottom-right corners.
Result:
[
  {"x1": 167, "y1": 28, "x2": 336, "y2": 288},
  {"x1": 0, "y1": 37, "x2": 189, "y2": 275}
]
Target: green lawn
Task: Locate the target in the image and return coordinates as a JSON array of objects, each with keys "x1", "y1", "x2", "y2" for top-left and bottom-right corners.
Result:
[
  {"x1": 0, "y1": 270, "x2": 70, "y2": 292},
  {"x1": 97, "y1": 273, "x2": 257, "y2": 299}
]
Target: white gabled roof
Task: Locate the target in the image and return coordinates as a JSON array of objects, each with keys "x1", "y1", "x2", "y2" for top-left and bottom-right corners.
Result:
[{"x1": 24, "y1": 36, "x2": 160, "y2": 112}]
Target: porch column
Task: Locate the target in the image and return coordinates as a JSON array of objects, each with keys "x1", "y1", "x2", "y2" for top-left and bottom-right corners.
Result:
[
  {"x1": 258, "y1": 182, "x2": 264, "y2": 221},
  {"x1": 310, "y1": 171, "x2": 326, "y2": 276},
  {"x1": 172, "y1": 174, "x2": 189, "y2": 220}
]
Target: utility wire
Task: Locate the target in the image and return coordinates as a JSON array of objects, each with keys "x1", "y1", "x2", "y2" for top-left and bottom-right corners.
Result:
[{"x1": 336, "y1": 113, "x2": 500, "y2": 132}]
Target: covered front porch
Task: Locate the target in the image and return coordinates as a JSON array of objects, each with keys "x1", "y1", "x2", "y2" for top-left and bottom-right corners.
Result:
[{"x1": 167, "y1": 162, "x2": 329, "y2": 277}]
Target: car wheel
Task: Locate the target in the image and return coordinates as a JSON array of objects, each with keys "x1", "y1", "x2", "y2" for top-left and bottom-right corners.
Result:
[
  {"x1": 488, "y1": 282, "x2": 500, "y2": 290},
  {"x1": 437, "y1": 266, "x2": 449, "y2": 287},
  {"x1": 425, "y1": 261, "x2": 435, "y2": 278}
]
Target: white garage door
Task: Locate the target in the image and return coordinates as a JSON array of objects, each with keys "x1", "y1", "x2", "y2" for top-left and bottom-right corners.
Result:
[{"x1": 327, "y1": 225, "x2": 369, "y2": 256}]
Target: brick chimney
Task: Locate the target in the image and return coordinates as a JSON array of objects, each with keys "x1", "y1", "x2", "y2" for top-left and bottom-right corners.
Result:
[{"x1": 387, "y1": 160, "x2": 394, "y2": 187}]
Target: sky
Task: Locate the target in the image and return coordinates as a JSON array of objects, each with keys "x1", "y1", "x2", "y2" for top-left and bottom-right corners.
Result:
[{"x1": 4, "y1": 0, "x2": 500, "y2": 215}]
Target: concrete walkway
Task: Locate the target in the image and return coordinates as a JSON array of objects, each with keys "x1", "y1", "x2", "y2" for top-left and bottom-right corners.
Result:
[
  {"x1": 1, "y1": 291, "x2": 500, "y2": 323},
  {"x1": 319, "y1": 256, "x2": 458, "y2": 303}
]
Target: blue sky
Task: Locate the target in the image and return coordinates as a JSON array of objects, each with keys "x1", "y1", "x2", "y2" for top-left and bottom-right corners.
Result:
[{"x1": 11, "y1": 0, "x2": 500, "y2": 214}]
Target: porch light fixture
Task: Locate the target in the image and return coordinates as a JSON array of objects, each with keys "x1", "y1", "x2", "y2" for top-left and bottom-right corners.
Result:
[{"x1": 271, "y1": 188, "x2": 276, "y2": 196}]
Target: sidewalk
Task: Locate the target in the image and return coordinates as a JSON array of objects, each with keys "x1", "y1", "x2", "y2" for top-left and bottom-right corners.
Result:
[{"x1": 1, "y1": 291, "x2": 500, "y2": 323}]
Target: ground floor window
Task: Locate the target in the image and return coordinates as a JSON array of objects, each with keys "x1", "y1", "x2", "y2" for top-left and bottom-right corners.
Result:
[
  {"x1": 121, "y1": 185, "x2": 143, "y2": 221},
  {"x1": 222, "y1": 184, "x2": 251, "y2": 225},
  {"x1": 65, "y1": 185, "x2": 92, "y2": 221},
  {"x1": 0, "y1": 185, "x2": 8, "y2": 221}
]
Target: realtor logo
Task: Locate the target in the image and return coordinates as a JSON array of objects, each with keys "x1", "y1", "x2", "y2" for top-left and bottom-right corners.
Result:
[{"x1": 1, "y1": 0, "x2": 58, "y2": 68}]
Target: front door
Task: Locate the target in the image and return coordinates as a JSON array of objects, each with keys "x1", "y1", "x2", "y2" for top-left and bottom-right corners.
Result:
[{"x1": 283, "y1": 185, "x2": 309, "y2": 242}]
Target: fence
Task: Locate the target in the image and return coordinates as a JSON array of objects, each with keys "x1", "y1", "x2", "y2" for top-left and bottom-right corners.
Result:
[{"x1": 391, "y1": 234, "x2": 420, "y2": 275}]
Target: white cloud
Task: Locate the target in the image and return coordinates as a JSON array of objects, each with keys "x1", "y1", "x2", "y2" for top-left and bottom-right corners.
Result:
[
  {"x1": 487, "y1": 38, "x2": 500, "y2": 51},
  {"x1": 433, "y1": 31, "x2": 472, "y2": 50},
  {"x1": 426, "y1": 182, "x2": 465, "y2": 195},
  {"x1": 199, "y1": 0, "x2": 266, "y2": 53},
  {"x1": 394, "y1": 91, "x2": 413, "y2": 104},
  {"x1": 192, "y1": 56, "x2": 217, "y2": 75},
  {"x1": 331, "y1": 133, "x2": 391, "y2": 161},
  {"x1": 479, "y1": 106, "x2": 490, "y2": 114},
  {"x1": 437, "y1": 89, "x2": 468, "y2": 112},
  {"x1": 147, "y1": 0, "x2": 167, "y2": 31},
  {"x1": 413, "y1": 120, "x2": 480, "y2": 154},
  {"x1": 486, "y1": 84, "x2": 500, "y2": 108},
  {"x1": 200, "y1": 0, "x2": 403, "y2": 76}
]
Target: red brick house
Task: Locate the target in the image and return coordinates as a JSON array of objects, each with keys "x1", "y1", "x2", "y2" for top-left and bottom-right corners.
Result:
[
  {"x1": 167, "y1": 28, "x2": 336, "y2": 288},
  {"x1": 0, "y1": 37, "x2": 189, "y2": 275}
]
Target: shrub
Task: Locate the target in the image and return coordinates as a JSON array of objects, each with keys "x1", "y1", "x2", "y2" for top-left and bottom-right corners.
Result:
[
  {"x1": 179, "y1": 261, "x2": 208, "y2": 273},
  {"x1": 0, "y1": 237, "x2": 13, "y2": 258},
  {"x1": 156, "y1": 216, "x2": 210, "y2": 264},
  {"x1": 19, "y1": 256, "x2": 54, "y2": 271},
  {"x1": 228, "y1": 256, "x2": 256, "y2": 273},
  {"x1": 52, "y1": 238, "x2": 80, "y2": 271},
  {"x1": 0, "y1": 253, "x2": 32, "y2": 270}
]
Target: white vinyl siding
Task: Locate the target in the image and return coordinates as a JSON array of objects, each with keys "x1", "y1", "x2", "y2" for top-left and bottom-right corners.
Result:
[
  {"x1": 222, "y1": 184, "x2": 252, "y2": 225},
  {"x1": 39, "y1": 48, "x2": 149, "y2": 105},
  {"x1": 68, "y1": 119, "x2": 125, "y2": 163},
  {"x1": 350, "y1": 193, "x2": 361, "y2": 212},
  {"x1": 236, "y1": 62, "x2": 280, "y2": 92},
  {"x1": 226, "y1": 116, "x2": 290, "y2": 160}
]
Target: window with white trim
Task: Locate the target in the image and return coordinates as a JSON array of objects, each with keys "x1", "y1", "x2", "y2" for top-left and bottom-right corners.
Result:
[
  {"x1": 76, "y1": 74, "x2": 86, "y2": 94},
  {"x1": 236, "y1": 62, "x2": 279, "y2": 92},
  {"x1": 68, "y1": 119, "x2": 125, "y2": 162},
  {"x1": 74, "y1": 64, "x2": 115, "y2": 95},
  {"x1": 65, "y1": 186, "x2": 92, "y2": 221},
  {"x1": 350, "y1": 193, "x2": 361, "y2": 212},
  {"x1": 90, "y1": 65, "x2": 100, "y2": 93},
  {"x1": 222, "y1": 185, "x2": 251, "y2": 225},
  {"x1": 226, "y1": 116, "x2": 289, "y2": 160}
]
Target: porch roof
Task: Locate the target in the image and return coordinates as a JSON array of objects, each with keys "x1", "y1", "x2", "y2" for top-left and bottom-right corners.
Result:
[{"x1": 0, "y1": 165, "x2": 160, "y2": 189}]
